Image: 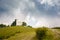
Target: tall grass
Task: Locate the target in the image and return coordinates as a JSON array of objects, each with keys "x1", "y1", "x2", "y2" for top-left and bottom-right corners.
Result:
[{"x1": 0, "y1": 26, "x2": 34, "y2": 39}]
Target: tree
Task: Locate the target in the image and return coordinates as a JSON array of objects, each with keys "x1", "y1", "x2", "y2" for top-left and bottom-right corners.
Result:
[
  {"x1": 0, "y1": 24, "x2": 6, "y2": 28},
  {"x1": 27, "y1": 25, "x2": 32, "y2": 28},
  {"x1": 11, "y1": 19, "x2": 17, "y2": 26},
  {"x1": 22, "y1": 22, "x2": 27, "y2": 26},
  {"x1": 52, "y1": 27, "x2": 60, "y2": 29}
]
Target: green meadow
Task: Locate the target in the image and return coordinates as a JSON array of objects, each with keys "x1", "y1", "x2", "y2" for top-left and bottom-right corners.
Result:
[{"x1": 0, "y1": 26, "x2": 60, "y2": 40}]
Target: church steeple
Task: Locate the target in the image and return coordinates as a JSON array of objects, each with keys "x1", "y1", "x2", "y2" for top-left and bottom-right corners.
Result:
[{"x1": 11, "y1": 19, "x2": 17, "y2": 26}]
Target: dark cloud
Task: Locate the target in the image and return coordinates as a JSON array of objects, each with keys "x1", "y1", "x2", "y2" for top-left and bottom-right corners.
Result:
[{"x1": 0, "y1": 0, "x2": 60, "y2": 27}]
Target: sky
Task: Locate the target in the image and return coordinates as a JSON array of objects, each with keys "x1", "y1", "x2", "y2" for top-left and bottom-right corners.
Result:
[{"x1": 0, "y1": 0, "x2": 60, "y2": 28}]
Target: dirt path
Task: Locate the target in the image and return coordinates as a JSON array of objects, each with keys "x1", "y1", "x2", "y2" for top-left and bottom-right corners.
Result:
[
  {"x1": 4, "y1": 32, "x2": 36, "y2": 40},
  {"x1": 52, "y1": 29, "x2": 60, "y2": 40},
  {"x1": 21, "y1": 32, "x2": 36, "y2": 40}
]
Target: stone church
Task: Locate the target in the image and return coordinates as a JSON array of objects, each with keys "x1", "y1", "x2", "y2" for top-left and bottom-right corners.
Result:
[{"x1": 11, "y1": 19, "x2": 22, "y2": 26}]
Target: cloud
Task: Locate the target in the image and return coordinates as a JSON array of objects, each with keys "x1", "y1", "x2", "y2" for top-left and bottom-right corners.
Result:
[
  {"x1": 58, "y1": 12, "x2": 60, "y2": 16},
  {"x1": 41, "y1": 0, "x2": 54, "y2": 6},
  {"x1": 0, "y1": 0, "x2": 36, "y2": 25},
  {"x1": 0, "y1": 0, "x2": 60, "y2": 27},
  {"x1": 34, "y1": 17, "x2": 60, "y2": 28},
  {"x1": 25, "y1": 13, "x2": 37, "y2": 27}
]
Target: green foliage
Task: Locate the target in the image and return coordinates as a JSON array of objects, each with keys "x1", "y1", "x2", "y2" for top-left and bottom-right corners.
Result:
[
  {"x1": 21, "y1": 22, "x2": 27, "y2": 26},
  {"x1": 36, "y1": 27, "x2": 54, "y2": 40},
  {"x1": 36, "y1": 27, "x2": 48, "y2": 40},
  {"x1": 52, "y1": 27, "x2": 60, "y2": 29},
  {"x1": 0, "y1": 24, "x2": 6, "y2": 28},
  {"x1": 27, "y1": 25, "x2": 32, "y2": 28}
]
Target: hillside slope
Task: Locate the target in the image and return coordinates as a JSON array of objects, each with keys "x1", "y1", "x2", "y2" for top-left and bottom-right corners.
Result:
[
  {"x1": 0, "y1": 26, "x2": 35, "y2": 40},
  {"x1": 0, "y1": 26, "x2": 60, "y2": 40}
]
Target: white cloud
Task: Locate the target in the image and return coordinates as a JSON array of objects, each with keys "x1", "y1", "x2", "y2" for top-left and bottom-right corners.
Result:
[
  {"x1": 0, "y1": 0, "x2": 36, "y2": 24},
  {"x1": 38, "y1": 0, "x2": 54, "y2": 6},
  {"x1": 37, "y1": 0, "x2": 60, "y2": 6},
  {"x1": 0, "y1": 0, "x2": 60, "y2": 28},
  {"x1": 13, "y1": 8, "x2": 25, "y2": 21},
  {"x1": 53, "y1": 0, "x2": 60, "y2": 6},
  {"x1": 34, "y1": 17, "x2": 60, "y2": 28},
  {"x1": 29, "y1": 2, "x2": 35, "y2": 8},
  {"x1": 34, "y1": 17, "x2": 49, "y2": 28},
  {"x1": 25, "y1": 13, "x2": 31, "y2": 23},
  {"x1": 25, "y1": 13, "x2": 37, "y2": 26},
  {"x1": 48, "y1": 17, "x2": 60, "y2": 27}
]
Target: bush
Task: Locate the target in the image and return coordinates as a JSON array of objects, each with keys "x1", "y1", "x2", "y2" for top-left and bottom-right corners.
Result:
[{"x1": 36, "y1": 27, "x2": 54, "y2": 40}]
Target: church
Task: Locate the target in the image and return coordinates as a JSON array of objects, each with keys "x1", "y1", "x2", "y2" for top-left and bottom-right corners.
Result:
[{"x1": 11, "y1": 19, "x2": 22, "y2": 26}]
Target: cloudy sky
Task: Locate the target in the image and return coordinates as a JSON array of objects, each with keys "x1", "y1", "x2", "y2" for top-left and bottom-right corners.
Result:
[{"x1": 0, "y1": 0, "x2": 60, "y2": 28}]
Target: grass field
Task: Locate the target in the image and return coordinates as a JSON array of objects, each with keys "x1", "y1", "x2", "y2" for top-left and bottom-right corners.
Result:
[
  {"x1": 0, "y1": 26, "x2": 60, "y2": 40},
  {"x1": 0, "y1": 26, "x2": 35, "y2": 40}
]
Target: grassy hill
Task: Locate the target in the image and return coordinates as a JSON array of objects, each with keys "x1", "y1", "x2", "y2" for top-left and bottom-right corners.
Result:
[
  {"x1": 0, "y1": 26, "x2": 35, "y2": 40},
  {"x1": 0, "y1": 26, "x2": 60, "y2": 40}
]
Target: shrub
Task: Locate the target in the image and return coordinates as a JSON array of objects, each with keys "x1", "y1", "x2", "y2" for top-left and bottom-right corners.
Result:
[
  {"x1": 36, "y1": 27, "x2": 54, "y2": 40},
  {"x1": 36, "y1": 27, "x2": 48, "y2": 40}
]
